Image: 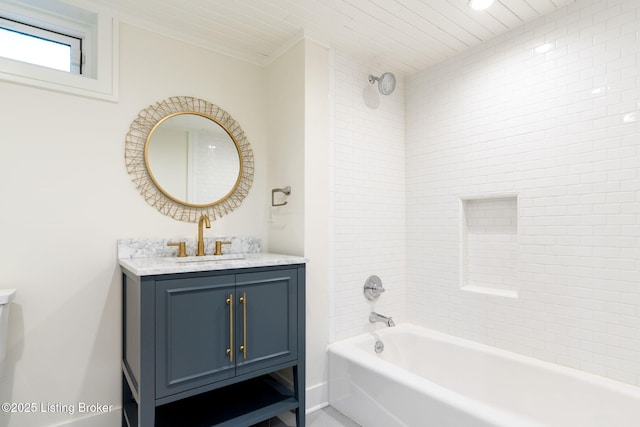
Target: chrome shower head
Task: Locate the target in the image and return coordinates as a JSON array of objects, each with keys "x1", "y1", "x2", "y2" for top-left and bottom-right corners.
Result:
[{"x1": 368, "y1": 72, "x2": 396, "y2": 95}]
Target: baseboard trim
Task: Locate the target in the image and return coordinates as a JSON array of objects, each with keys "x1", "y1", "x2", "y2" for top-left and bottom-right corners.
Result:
[
  {"x1": 56, "y1": 407, "x2": 121, "y2": 427},
  {"x1": 305, "y1": 381, "x2": 328, "y2": 414}
]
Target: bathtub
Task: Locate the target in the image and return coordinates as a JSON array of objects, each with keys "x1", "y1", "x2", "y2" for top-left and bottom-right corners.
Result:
[{"x1": 328, "y1": 324, "x2": 640, "y2": 427}]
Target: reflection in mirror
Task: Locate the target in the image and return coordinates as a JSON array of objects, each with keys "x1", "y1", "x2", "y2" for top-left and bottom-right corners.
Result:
[{"x1": 146, "y1": 113, "x2": 240, "y2": 206}]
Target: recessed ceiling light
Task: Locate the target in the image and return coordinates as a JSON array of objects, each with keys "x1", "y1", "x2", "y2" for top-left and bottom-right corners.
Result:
[{"x1": 469, "y1": 0, "x2": 494, "y2": 10}]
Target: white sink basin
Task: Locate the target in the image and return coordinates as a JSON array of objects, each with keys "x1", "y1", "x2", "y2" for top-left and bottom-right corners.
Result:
[{"x1": 174, "y1": 254, "x2": 246, "y2": 263}]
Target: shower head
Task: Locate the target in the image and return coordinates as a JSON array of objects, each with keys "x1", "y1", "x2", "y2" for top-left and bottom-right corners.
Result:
[{"x1": 368, "y1": 72, "x2": 396, "y2": 95}]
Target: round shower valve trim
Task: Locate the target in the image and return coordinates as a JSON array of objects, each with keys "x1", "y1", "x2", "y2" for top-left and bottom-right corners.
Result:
[{"x1": 363, "y1": 275, "x2": 386, "y2": 300}]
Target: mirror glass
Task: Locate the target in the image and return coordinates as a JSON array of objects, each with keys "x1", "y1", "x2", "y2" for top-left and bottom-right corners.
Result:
[{"x1": 145, "y1": 113, "x2": 241, "y2": 206}]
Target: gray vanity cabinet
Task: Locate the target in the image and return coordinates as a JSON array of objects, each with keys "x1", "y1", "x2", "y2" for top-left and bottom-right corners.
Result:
[
  {"x1": 155, "y1": 275, "x2": 236, "y2": 398},
  {"x1": 235, "y1": 270, "x2": 298, "y2": 374},
  {"x1": 121, "y1": 264, "x2": 306, "y2": 427},
  {"x1": 155, "y1": 269, "x2": 298, "y2": 398}
]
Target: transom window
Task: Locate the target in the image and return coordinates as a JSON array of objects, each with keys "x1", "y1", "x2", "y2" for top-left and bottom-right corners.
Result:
[
  {"x1": 0, "y1": 16, "x2": 81, "y2": 74},
  {"x1": 0, "y1": 0, "x2": 117, "y2": 101}
]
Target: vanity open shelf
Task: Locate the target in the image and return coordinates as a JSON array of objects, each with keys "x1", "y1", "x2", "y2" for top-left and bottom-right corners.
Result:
[
  {"x1": 155, "y1": 376, "x2": 297, "y2": 427},
  {"x1": 119, "y1": 255, "x2": 306, "y2": 427},
  {"x1": 124, "y1": 375, "x2": 298, "y2": 427}
]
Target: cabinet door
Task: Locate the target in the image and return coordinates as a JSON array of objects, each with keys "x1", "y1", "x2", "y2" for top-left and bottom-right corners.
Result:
[
  {"x1": 235, "y1": 268, "x2": 297, "y2": 375},
  {"x1": 156, "y1": 275, "x2": 236, "y2": 398}
]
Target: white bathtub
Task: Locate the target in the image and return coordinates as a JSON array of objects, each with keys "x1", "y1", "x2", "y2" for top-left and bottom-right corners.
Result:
[{"x1": 328, "y1": 324, "x2": 640, "y2": 427}]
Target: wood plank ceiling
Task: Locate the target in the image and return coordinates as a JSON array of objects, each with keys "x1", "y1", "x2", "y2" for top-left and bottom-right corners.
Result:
[{"x1": 92, "y1": 0, "x2": 575, "y2": 75}]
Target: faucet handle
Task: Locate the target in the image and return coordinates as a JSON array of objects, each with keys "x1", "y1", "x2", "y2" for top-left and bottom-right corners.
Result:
[
  {"x1": 363, "y1": 275, "x2": 385, "y2": 300},
  {"x1": 167, "y1": 242, "x2": 187, "y2": 257},
  {"x1": 214, "y1": 241, "x2": 231, "y2": 256}
]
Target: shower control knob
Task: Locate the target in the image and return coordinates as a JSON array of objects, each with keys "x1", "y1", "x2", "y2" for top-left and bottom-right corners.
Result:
[{"x1": 363, "y1": 275, "x2": 386, "y2": 300}]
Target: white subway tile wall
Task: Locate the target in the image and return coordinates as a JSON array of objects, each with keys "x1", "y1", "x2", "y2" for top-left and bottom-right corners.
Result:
[
  {"x1": 406, "y1": 0, "x2": 640, "y2": 385},
  {"x1": 329, "y1": 50, "x2": 406, "y2": 341}
]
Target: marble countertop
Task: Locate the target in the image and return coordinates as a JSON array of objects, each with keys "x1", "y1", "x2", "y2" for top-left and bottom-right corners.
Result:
[{"x1": 119, "y1": 252, "x2": 307, "y2": 276}]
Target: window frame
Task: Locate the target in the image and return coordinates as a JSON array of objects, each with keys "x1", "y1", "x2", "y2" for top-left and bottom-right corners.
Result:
[{"x1": 0, "y1": 1, "x2": 118, "y2": 102}]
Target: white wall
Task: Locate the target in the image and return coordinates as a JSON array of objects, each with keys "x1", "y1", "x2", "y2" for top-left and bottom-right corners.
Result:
[
  {"x1": 0, "y1": 23, "x2": 269, "y2": 427},
  {"x1": 406, "y1": 0, "x2": 640, "y2": 386},
  {"x1": 329, "y1": 50, "x2": 406, "y2": 342},
  {"x1": 265, "y1": 40, "x2": 306, "y2": 256},
  {"x1": 303, "y1": 40, "x2": 330, "y2": 410},
  {"x1": 264, "y1": 38, "x2": 331, "y2": 411}
]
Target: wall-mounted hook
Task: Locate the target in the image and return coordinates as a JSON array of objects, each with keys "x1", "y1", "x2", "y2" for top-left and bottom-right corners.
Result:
[{"x1": 271, "y1": 186, "x2": 291, "y2": 207}]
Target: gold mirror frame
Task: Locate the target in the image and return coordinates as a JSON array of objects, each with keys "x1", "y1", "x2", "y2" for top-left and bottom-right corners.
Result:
[{"x1": 125, "y1": 96, "x2": 254, "y2": 222}]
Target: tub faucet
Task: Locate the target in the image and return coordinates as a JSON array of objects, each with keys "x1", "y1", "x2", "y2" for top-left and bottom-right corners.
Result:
[{"x1": 369, "y1": 312, "x2": 395, "y2": 327}]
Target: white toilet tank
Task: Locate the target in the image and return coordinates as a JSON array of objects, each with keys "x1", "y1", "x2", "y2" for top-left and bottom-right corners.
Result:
[{"x1": 0, "y1": 289, "x2": 16, "y2": 377}]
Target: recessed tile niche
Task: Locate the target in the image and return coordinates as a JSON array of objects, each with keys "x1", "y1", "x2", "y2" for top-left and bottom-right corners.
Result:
[{"x1": 460, "y1": 196, "x2": 518, "y2": 298}]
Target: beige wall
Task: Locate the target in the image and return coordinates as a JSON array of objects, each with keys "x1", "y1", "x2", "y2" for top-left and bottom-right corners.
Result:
[{"x1": 0, "y1": 23, "x2": 270, "y2": 426}]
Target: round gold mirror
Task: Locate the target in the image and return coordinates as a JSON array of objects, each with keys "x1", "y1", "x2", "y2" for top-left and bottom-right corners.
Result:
[{"x1": 125, "y1": 96, "x2": 254, "y2": 222}]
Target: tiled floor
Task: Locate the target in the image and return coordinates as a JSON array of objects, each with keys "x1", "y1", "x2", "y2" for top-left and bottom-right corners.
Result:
[
  {"x1": 306, "y1": 407, "x2": 361, "y2": 427},
  {"x1": 253, "y1": 406, "x2": 361, "y2": 427}
]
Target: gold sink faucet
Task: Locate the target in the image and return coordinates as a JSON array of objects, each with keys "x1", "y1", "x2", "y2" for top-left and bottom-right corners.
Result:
[{"x1": 197, "y1": 215, "x2": 211, "y2": 256}]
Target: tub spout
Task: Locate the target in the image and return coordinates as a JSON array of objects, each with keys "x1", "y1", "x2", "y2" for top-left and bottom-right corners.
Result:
[{"x1": 369, "y1": 312, "x2": 395, "y2": 327}]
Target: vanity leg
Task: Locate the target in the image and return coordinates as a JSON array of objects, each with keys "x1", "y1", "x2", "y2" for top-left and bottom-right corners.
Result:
[
  {"x1": 138, "y1": 400, "x2": 154, "y2": 427},
  {"x1": 139, "y1": 296, "x2": 156, "y2": 426},
  {"x1": 294, "y1": 265, "x2": 306, "y2": 427},
  {"x1": 293, "y1": 364, "x2": 305, "y2": 427}
]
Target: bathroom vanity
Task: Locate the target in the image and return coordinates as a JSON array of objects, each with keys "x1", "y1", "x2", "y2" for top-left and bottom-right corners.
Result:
[{"x1": 119, "y1": 250, "x2": 306, "y2": 427}]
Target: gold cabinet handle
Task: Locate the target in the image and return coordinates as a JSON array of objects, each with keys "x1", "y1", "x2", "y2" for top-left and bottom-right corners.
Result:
[
  {"x1": 226, "y1": 294, "x2": 233, "y2": 362},
  {"x1": 239, "y1": 292, "x2": 247, "y2": 359}
]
